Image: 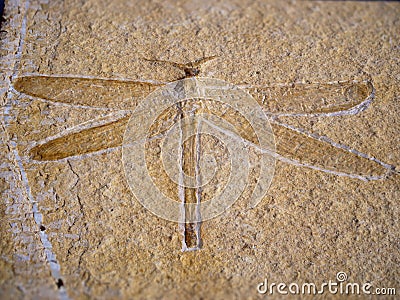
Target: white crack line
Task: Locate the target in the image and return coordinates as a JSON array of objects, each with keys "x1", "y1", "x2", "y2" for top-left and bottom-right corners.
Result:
[
  {"x1": 3, "y1": 0, "x2": 69, "y2": 298},
  {"x1": 10, "y1": 141, "x2": 68, "y2": 299}
]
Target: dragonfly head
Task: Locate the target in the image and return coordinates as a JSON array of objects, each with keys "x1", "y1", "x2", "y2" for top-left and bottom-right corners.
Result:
[{"x1": 184, "y1": 67, "x2": 200, "y2": 77}]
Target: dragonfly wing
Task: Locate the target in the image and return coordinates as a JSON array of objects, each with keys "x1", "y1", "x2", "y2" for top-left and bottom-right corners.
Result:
[
  {"x1": 271, "y1": 121, "x2": 395, "y2": 180},
  {"x1": 246, "y1": 80, "x2": 374, "y2": 116},
  {"x1": 28, "y1": 106, "x2": 181, "y2": 162},
  {"x1": 13, "y1": 76, "x2": 161, "y2": 110},
  {"x1": 30, "y1": 115, "x2": 130, "y2": 161}
]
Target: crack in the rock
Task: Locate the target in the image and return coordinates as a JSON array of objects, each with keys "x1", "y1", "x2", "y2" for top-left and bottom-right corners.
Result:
[{"x1": 67, "y1": 160, "x2": 80, "y2": 190}]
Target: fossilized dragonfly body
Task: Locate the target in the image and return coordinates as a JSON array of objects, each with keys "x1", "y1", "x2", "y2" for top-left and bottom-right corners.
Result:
[{"x1": 10, "y1": 68, "x2": 398, "y2": 251}]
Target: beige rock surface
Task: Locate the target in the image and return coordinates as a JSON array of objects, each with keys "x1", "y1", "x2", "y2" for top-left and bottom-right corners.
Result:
[{"x1": 1, "y1": 0, "x2": 399, "y2": 299}]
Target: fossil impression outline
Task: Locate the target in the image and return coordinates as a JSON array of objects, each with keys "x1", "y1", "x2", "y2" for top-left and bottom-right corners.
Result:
[{"x1": 8, "y1": 57, "x2": 399, "y2": 250}]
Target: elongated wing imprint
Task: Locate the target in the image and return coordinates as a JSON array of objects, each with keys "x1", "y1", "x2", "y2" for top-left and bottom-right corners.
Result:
[
  {"x1": 13, "y1": 76, "x2": 160, "y2": 110},
  {"x1": 271, "y1": 121, "x2": 395, "y2": 180},
  {"x1": 246, "y1": 80, "x2": 374, "y2": 116},
  {"x1": 30, "y1": 116, "x2": 130, "y2": 161}
]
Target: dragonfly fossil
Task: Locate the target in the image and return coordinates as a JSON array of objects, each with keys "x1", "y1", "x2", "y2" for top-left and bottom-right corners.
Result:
[{"x1": 10, "y1": 57, "x2": 398, "y2": 250}]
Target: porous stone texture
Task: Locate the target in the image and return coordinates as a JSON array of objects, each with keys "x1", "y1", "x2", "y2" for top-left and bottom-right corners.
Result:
[{"x1": 1, "y1": 0, "x2": 399, "y2": 299}]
